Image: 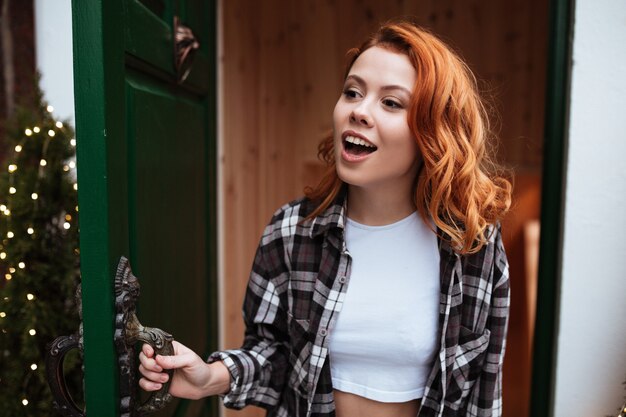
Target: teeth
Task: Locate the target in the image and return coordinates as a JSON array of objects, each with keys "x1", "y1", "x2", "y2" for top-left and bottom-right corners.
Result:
[{"x1": 345, "y1": 136, "x2": 375, "y2": 148}]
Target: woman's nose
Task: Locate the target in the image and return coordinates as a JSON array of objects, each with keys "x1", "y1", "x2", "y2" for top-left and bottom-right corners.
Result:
[{"x1": 349, "y1": 103, "x2": 373, "y2": 127}]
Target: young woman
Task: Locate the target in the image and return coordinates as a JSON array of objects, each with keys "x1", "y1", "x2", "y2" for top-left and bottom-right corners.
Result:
[{"x1": 139, "y1": 22, "x2": 512, "y2": 417}]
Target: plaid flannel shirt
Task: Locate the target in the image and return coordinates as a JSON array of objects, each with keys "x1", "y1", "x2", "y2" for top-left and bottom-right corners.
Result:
[{"x1": 209, "y1": 191, "x2": 510, "y2": 417}]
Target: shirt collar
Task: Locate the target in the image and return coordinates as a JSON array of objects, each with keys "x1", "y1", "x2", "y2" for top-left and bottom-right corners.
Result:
[{"x1": 309, "y1": 186, "x2": 348, "y2": 238}]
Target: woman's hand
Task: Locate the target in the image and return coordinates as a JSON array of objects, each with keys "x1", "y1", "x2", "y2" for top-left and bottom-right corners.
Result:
[{"x1": 138, "y1": 341, "x2": 231, "y2": 400}]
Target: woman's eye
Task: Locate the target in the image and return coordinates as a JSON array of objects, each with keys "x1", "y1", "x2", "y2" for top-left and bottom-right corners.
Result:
[
  {"x1": 343, "y1": 89, "x2": 360, "y2": 99},
  {"x1": 382, "y1": 99, "x2": 402, "y2": 109}
]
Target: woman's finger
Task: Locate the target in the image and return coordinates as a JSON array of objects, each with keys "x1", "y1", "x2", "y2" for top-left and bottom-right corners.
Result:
[
  {"x1": 138, "y1": 364, "x2": 169, "y2": 383},
  {"x1": 139, "y1": 377, "x2": 162, "y2": 392}
]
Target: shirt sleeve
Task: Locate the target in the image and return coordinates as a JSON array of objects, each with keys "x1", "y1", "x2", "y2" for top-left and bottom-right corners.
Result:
[
  {"x1": 466, "y1": 225, "x2": 511, "y2": 416},
  {"x1": 208, "y1": 229, "x2": 290, "y2": 410}
]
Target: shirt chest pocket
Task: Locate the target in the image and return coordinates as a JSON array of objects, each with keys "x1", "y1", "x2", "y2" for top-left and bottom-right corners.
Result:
[
  {"x1": 448, "y1": 326, "x2": 491, "y2": 404},
  {"x1": 287, "y1": 271, "x2": 317, "y2": 320}
]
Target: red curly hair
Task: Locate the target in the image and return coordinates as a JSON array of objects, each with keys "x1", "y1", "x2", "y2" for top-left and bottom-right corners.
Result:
[{"x1": 305, "y1": 22, "x2": 512, "y2": 254}]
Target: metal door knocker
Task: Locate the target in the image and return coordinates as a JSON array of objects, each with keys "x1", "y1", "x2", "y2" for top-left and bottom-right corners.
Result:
[
  {"x1": 174, "y1": 16, "x2": 200, "y2": 83},
  {"x1": 46, "y1": 256, "x2": 175, "y2": 416}
]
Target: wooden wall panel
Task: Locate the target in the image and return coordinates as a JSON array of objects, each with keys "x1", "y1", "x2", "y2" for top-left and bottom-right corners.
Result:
[{"x1": 220, "y1": 2, "x2": 548, "y2": 416}]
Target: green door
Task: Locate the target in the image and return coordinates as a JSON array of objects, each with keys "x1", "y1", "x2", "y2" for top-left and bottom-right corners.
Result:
[{"x1": 72, "y1": 0, "x2": 217, "y2": 415}]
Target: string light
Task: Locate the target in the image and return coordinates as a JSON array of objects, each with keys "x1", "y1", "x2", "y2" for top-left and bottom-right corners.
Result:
[
  {"x1": 73, "y1": 183, "x2": 78, "y2": 191},
  {"x1": 55, "y1": 121, "x2": 63, "y2": 128},
  {"x1": 31, "y1": 193, "x2": 38, "y2": 200},
  {"x1": 24, "y1": 129, "x2": 32, "y2": 136},
  {"x1": 0, "y1": 252, "x2": 6, "y2": 259},
  {"x1": 9, "y1": 187, "x2": 16, "y2": 194},
  {"x1": 46, "y1": 105, "x2": 54, "y2": 113},
  {"x1": 27, "y1": 227, "x2": 34, "y2": 235},
  {"x1": 28, "y1": 329, "x2": 36, "y2": 336},
  {"x1": 7, "y1": 232, "x2": 14, "y2": 238},
  {"x1": 63, "y1": 222, "x2": 71, "y2": 230},
  {"x1": 69, "y1": 161, "x2": 76, "y2": 169},
  {"x1": 48, "y1": 130, "x2": 55, "y2": 137},
  {"x1": 5, "y1": 274, "x2": 11, "y2": 280},
  {"x1": 40, "y1": 159, "x2": 47, "y2": 167},
  {"x1": 0, "y1": 205, "x2": 5, "y2": 211},
  {"x1": 9, "y1": 268, "x2": 15, "y2": 273},
  {"x1": 18, "y1": 262, "x2": 25, "y2": 269},
  {"x1": 70, "y1": 139, "x2": 76, "y2": 146},
  {"x1": 3, "y1": 209, "x2": 10, "y2": 216},
  {"x1": 8, "y1": 164, "x2": 17, "y2": 173},
  {"x1": 26, "y1": 294, "x2": 34, "y2": 301},
  {"x1": 75, "y1": 205, "x2": 79, "y2": 212},
  {"x1": 0, "y1": 312, "x2": 5, "y2": 318},
  {"x1": 22, "y1": 399, "x2": 28, "y2": 406},
  {"x1": 33, "y1": 127, "x2": 40, "y2": 133},
  {"x1": 65, "y1": 214, "x2": 72, "y2": 221},
  {"x1": 14, "y1": 145, "x2": 22, "y2": 152},
  {"x1": 30, "y1": 364, "x2": 37, "y2": 370},
  {"x1": 63, "y1": 165, "x2": 69, "y2": 172}
]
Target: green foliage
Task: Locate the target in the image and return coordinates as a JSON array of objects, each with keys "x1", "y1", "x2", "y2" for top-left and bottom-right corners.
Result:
[{"x1": 0, "y1": 85, "x2": 82, "y2": 416}]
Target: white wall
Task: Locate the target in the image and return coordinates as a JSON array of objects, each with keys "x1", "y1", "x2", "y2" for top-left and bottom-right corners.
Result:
[
  {"x1": 33, "y1": 0, "x2": 74, "y2": 125},
  {"x1": 554, "y1": 0, "x2": 626, "y2": 415}
]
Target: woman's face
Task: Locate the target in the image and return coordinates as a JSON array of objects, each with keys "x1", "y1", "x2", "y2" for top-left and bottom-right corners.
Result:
[{"x1": 333, "y1": 46, "x2": 421, "y2": 195}]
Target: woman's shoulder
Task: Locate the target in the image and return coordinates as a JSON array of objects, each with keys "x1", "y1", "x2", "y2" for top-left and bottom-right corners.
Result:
[{"x1": 259, "y1": 196, "x2": 318, "y2": 244}]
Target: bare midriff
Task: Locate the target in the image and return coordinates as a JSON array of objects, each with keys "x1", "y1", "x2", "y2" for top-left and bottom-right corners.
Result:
[{"x1": 333, "y1": 390, "x2": 421, "y2": 417}]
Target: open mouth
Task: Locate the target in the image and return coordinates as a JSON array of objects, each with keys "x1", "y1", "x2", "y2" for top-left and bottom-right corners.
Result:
[{"x1": 343, "y1": 135, "x2": 378, "y2": 156}]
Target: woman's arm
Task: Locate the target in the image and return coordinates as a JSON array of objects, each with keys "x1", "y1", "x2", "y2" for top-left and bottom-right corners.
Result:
[{"x1": 206, "y1": 237, "x2": 290, "y2": 410}]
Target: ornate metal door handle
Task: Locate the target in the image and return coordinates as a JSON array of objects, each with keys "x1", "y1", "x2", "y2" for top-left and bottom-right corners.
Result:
[
  {"x1": 46, "y1": 257, "x2": 175, "y2": 416},
  {"x1": 115, "y1": 256, "x2": 174, "y2": 416}
]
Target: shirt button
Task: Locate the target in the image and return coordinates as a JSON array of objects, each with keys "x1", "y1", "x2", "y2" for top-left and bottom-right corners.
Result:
[
  {"x1": 338, "y1": 275, "x2": 346, "y2": 284},
  {"x1": 319, "y1": 328, "x2": 328, "y2": 337}
]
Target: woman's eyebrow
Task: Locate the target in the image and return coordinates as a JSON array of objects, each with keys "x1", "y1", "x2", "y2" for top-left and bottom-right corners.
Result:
[{"x1": 345, "y1": 74, "x2": 411, "y2": 96}]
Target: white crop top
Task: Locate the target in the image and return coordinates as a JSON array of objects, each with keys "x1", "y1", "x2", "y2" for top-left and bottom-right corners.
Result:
[{"x1": 328, "y1": 212, "x2": 440, "y2": 402}]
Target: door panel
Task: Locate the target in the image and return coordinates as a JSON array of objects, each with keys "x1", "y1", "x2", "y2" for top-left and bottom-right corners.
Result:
[{"x1": 127, "y1": 77, "x2": 209, "y2": 350}]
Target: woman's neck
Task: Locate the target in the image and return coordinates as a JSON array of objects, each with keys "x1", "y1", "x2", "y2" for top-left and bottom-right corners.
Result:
[{"x1": 346, "y1": 185, "x2": 416, "y2": 226}]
